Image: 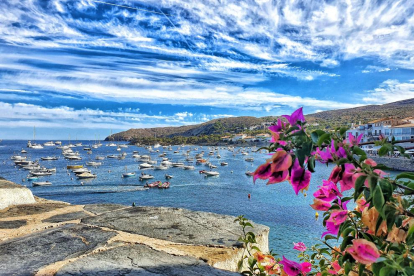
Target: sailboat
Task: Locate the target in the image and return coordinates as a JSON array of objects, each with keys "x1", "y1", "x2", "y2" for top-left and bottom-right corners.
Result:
[{"x1": 29, "y1": 127, "x2": 44, "y2": 149}]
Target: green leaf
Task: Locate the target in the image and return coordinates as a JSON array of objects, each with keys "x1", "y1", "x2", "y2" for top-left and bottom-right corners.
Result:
[
  {"x1": 344, "y1": 261, "x2": 353, "y2": 274},
  {"x1": 378, "y1": 145, "x2": 390, "y2": 156},
  {"x1": 354, "y1": 175, "x2": 367, "y2": 201},
  {"x1": 311, "y1": 130, "x2": 325, "y2": 143},
  {"x1": 395, "y1": 172, "x2": 414, "y2": 181},
  {"x1": 372, "y1": 185, "x2": 386, "y2": 219},
  {"x1": 237, "y1": 260, "x2": 243, "y2": 272},
  {"x1": 317, "y1": 133, "x2": 331, "y2": 147},
  {"x1": 339, "y1": 127, "x2": 348, "y2": 137},
  {"x1": 358, "y1": 264, "x2": 366, "y2": 276},
  {"x1": 372, "y1": 262, "x2": 384, "y2": 275},
  {"x1": 380, "y1": 266, "x2": 396, "y2": 276},
  {"x1": 308, "y1": 155, "x2": 316, "y2": 173},
  {"x1": 353, "y1": 146, "x2": 366, "y2": 156},
  {"x1": 340, "y1": 236, "x2": 354, "y2": 252}
]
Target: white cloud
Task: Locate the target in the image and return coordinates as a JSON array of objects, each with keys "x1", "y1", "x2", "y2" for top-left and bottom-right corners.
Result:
[{"x1": 363, "y1": 79, "x2": 414, "y2": 104}]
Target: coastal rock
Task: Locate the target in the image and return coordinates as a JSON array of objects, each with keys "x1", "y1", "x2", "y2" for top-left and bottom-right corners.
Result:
[
  {"x1": 82, "y1": 206, "x2": 269, "y2": 249},
  {"x1": 0, "y1": 202, "x2": 69, "y2": 218},
  {"x1": 42, "y1": 211, "x2": 90, "y2": 223},
  {"x1": 0, "y1": 224, "x2": 117, "y2": 275},
  {"x1": 83, "y1": 203, "x2": 126, "y2": 215},
  {"x1": 0, "y1": 219, "x2": 27, "y2": 229},
  {"x1": 0, "y1": 179, "x2": 35, "y2": 210},
  {"x1": 57, "y1": 244, "x2": 240, "y2": 276}
]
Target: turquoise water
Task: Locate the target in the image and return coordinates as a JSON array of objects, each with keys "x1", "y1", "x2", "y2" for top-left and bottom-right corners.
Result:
[{"x1": 0, "y1": 140, "x2": 329, "y2": 259}]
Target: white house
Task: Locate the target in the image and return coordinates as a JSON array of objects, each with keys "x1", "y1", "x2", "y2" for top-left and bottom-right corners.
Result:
[{"x1": 231, "y1": 134, "x2": 247, "y2": 142}]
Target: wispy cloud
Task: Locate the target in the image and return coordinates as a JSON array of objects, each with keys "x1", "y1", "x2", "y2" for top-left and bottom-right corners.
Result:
[{"x1": 363, "y1": 79, "x2": 414, "y2": 104}]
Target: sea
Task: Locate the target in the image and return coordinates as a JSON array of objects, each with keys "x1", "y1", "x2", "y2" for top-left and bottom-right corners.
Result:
[{"x1": 0, "y1": 140, "x2": 333, "y2": 259}]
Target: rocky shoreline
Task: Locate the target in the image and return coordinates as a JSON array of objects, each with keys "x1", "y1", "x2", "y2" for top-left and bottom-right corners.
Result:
[{"x1": 0, "y1": 179, "x2": 269, "y2": 275}]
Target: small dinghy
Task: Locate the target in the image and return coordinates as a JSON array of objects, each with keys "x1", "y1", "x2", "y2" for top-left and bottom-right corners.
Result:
[
  {"x1": 27, "y1": 176, "x2": 38, "y2": 181},
  {"x1": 139, "y1": 174, "x2": 154, "y2": 181},
  {"x1": 204, "y1": 171, "x2": 220, "y2": 177},
  {"x1": 32, "y1": 181, "x2": 52, "y2": 187},
  {"x1": 165, "y1": 174, "x2": 173, "y2": 179},
  {"x1": 122, "y1": 172, "x2": 136, "y2": 178},
  {"x1": 245, "y1": 171, "x2": 253, "y2": 176},
  {"x1": 77, "y1": 172, "x2": 97, "y2": 179},
  {"x1": 220, "y1": 162, "x2": 228, "y2": 166},
  {"x1": 145, "y1": 181, "x2": 162, "y2": 188},
  {"x1": 183, "y1": 165, "x2": 195, "y2": 170},
  {"x1": 159, "y1": 182, "x2": 170, "y2": 189},
  {"x1": 154, "y1": 165, "x2": 168, "y2": 170}
]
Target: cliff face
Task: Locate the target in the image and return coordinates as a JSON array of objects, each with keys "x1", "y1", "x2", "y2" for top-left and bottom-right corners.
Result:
[{"x1": 107, "y1": 98, "x2": 414, "y2": 141}]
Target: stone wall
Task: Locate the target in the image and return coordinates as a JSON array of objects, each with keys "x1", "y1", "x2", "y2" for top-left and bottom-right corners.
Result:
[{"x1": 370, "y1": 156, "x2": 414, "y2": 172}]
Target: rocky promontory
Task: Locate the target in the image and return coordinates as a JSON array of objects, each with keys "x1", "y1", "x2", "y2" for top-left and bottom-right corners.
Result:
[{"x1": 0, "y1": 179, "x2": 269, "y2": 275}]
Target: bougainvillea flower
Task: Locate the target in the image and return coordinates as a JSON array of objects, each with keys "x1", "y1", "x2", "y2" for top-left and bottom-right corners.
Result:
[
  {"x1": 279, "y1": 256, "x2": 303, "y2": 276},
  {"x1": 270, "y1": 131, "x2": 280, "y2": 143},
  {"x1": 361, "y1": 207, "x2": 387, "y2": 236},
  {"x1": 265, "y1": 264, "x2": 281, "y2": 275},
  {"x1": 364, "y1": 158, "x2": 377, "y2": 167},
  {"x1": 253, "y1": 162, "x2": 272, "y2": 183},
  {"x1": 310, "y1": 198, "x2": 332, "y2": 211},
  {"x1": 322, "y1": 221, "x2": 340, "y2": 238},
  {"x1": 386, "y1": 225, "x2": 408, "y2": 243},
  {"x1": 301, "y1": 262, "x2": 312, "y2": 273},
  {"x1": 315, "y1": 147, "x2": 333, "y2": 163},
  {"x1": 267, "y1": 169, "x2": 289, "y2": 184},
  {"x1": 290, "y1": 159, "x2": 311, "y2": 195},
  {"x1": 329, "y1": 166, "x2": 342, "y2": 183},
  {"x1": 331, "y1": 260, "x2": 341, "y2": 273},
  {"x1": 356, "y1": 197, "x2": 369, "y2": 212},
  {"x1": 348, "y1": 133, "x2": 363, "y2": 146},
  {"x1": 346, "y1": 239, "x2": 380, "y2": 265},
  {"x1": 373, "y1": 169, "x2": 388, "y2": 178},
  {"x1": 282, "y1": 107, "x2": 305, "y2": 126},
  {"x1": 327, "y1": 210, "x2": 348, "y2": 226},
  {"x1": 336, "y1": 146, "x2": 347, "y2": 159},
  {"x1": 313, "y1": 180, "x2": 342, "y2": 202},
  {"x1": 270, "y1": 150, "x2": 292, "y2": 172},
  {"x1": 339, "y1": 163, "x2": 356, "y2": 192},
  {"x1": 269, "y1": 118, "x2": 286, "y2": 133},
  {"x1": 293, "y1": 242, "x2": 306, "y2": 252}
]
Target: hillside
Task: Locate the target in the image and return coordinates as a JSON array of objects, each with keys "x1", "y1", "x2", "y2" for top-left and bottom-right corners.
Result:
[{"x1": 106, "y1": 99, "x2": 414, "y2": 141}]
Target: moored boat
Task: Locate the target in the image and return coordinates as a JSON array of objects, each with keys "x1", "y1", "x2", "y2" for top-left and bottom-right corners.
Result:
[
  {"x1": 67, "y1": 165, "x2": 83, "y2": 169},
  {"x1": 158, "y1": 182, "x2": 170, "y2": 189},
  {"x1": 77, "y1": 172, "x2": 97, "y2": 179},
  {"x1": 32, "y1": 181, "x2": 52, "y2": 187},
  {"x1": 144, "y1": 181, "x2": 162, "y2": 188},
  {"x1": 204, "y1": 171, "x2": 220, "y2": 176}
]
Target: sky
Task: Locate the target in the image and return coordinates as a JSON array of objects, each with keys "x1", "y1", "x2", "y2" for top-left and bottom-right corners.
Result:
[{"x1": 1, "y1": 0, "x2": 414, "y2": 139}]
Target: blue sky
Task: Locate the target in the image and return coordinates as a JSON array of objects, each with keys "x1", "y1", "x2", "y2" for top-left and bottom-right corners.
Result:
[{"x1": 1, "y1": 0, "x2": 414, "y2": 139}]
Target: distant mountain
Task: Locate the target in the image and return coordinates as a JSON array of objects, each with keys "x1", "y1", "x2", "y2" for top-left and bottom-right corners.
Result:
[{"x1": 106, "y1": 99, "x2": 414, "y2": 141}]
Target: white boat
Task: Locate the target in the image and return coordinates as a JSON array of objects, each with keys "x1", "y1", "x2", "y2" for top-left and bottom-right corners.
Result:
[
  {"x1": 139, "y1": 163, "x2": 153, "y2": 169},
  {"x1": 11, "y1": 155, "x2": 26, "y2": 160},
  {"x1": 55, "y1": 141, "x2": 62, "y2": 145},
  {"x1": 108, "y1": 143, "x2": 117, "y2": 147},
  {"x1": 148, "y1": 160, "x2": 157, "y2": 164},
  {"x1": 77, "y1": 172, "x2": 97, "y2": 179},
  {"x1": 154, "y1": 143, "x2": 161, "y2": 148},
  {"x1": 43, "y1": 141, "x2": 55, "y2": 147},
  {"x1": 204, "y1": 171, "x2": 220, "y2": 176},
  {"x1": 72, "y1": 168, "x2": 90, "y2": 174},
  {"x1": 209, "y1": 164, "x2": 217, "y2": 169},
  {"x1": 119, "y1": 144, "x2": 128, "y2": 148},
  {"x1": 171, "y1": 162, "x2": 184, "y2": 167},
  {"x1": 41, "y1": 156, "x2": 59, "y2": 161},
  {"x1": 245, "y1": 171, "x2": 253, "y2": 176},
  {"x1": 75, "y1": 142, "x2": 82, "y2": 147},
  {"x1": 116, "y1": 147, "x2": 121, "y2": 151},
  {"x1": 21, "y1": 149, "x2": 27, "y2": 154},
  {"x1": 86, "y1": 161, "x2": 102, "y2": 166},
  {"x1": 66, "y1": 156, "x2": 82, "y2": 160},
  {"x1": 27, "y1": 176, "x2": 38, "y2": 181},
  {"x1": 95, "y1": 156, "x2": 105, "y2": 160},
  {"x1": 122, "y1": 172, "x2": 136, "y2": 178},
  {"x1": 31, "y1": 144, "x2": 44, "y2": 149},
  {"x1": 241, "y1": 152, "x2": 248, "y2": 155},
  {"x1": 22, "y1": 165, "x2": 41, "y2": 170},
  {"x1": 107, "y1": 155, "x2": 118, "y2": 159},
  {"x1": 161, "y1": 161, "x2": 172, "y2": 166},
  {"x1": 83, "y1": 147, "x2": 91, "y2": 151},
  {"x1": 30, "y1": 171, "x2": 53, "y2": 176},
  {"x1": 220, "y1": 162, "x2": 228, "y2": 166},
  {"x1": 183, "y1": 165, "x2": 195, "y2": 170},
  {"x1": 245, "y1": 157, "x2": 254, "y2": 162},
  {"x1": 32, "y1": 181, "x2": 52, "y2": 186},
  {"x1": 132, "y1": 154, "x2": 141, "y2": 158},
  {"x1": 216, "y1": 155, "x2": 221, "y2": 159},
  {"x1": 139, "y1": 174, "x2": 154, "y2": 180},
  {"x1": 154, "y1": 165, "x2": 168, "y2": 170}
]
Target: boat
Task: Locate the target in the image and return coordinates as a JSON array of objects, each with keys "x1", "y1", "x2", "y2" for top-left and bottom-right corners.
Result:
[
  {"x1": 66, "y1": 155, "x2": 82, "y2": 160},
  {"x1": 119, "y1": 144, "x2": 128, "y2": 148},
  {"x1": 245, "y1": 171, "x2": 253, "y2": 176},
  {"x1": 22, "y1": 165, "x2": 41, "y2": 170},
  {"x1": 216, "y1": 155, "x2": 221, "y2": 159},
  {"x1": 108, "y1": 143, "x2": 117, "y2": 147},
  {"x1": 122, "y1": 172, "x2": 136, "y2": 178},
  {"x1": 199, "y1": 170, "x2": 206, "y2": 174},
  {"x1": 41, "y1": 156, "x2": 59, "y2": 161},
  {"x1": 95, "y1": 156, "x2": 105, "y2": 160},
  {"x1": 154, "y1": 165, "x2": 168, "y2": 170},
  {"x1": 72, "y1": 168, "x2": 90, "y2": 174},
  {"x1": 220, "y1": 162, "x2": 228, "y2": 166},
  {"x1": 161, "y1": 161, "x2": 172, "y2": 166},
  {"x1": 204, "y1": 171, "x2": 220, "y2": 176},
  {"x1": 139, "y1": 174, "x2": 154, "y2": 181},
  {"x1": 55, "y1": 141, "x2": 62, "y2": 145},
  {"x1": 30, "y1": 171, "x2": 53, "y2": 176},
  {"x1": 158, "y1": 182, "x2": 170, "y2": 189},
  {"x1": 165, "y1": 174, "x2": 173, "y2": 179},
  {"x1": 139, "y1": 163, "x2": 153, "y2": 169},
  {"x1": 183, "y1": 165, "x2": 195, "y2": 170},
  {"x1": 32, "y1": 181, "x2": 52, "y2": 186},
  {"x1": 107, "y1": 155, "x2": 118, "y2": 159},
  {"x1": 27, "y1": 176, "x2": 38, "y2": 181},
  {"x1": 86, "y1": 161, "x2": 102, "y2": 166},
  {"x1": 77, "y1": 172, "x2": 97, "y2": 179},
  {"x1": 145, "y1": 181, "x2": 162, "y2": 188},
  {"x1": 171, "y1": 162, "x2": 184, "y2": 167},
  {"x1": 83, "y1": 147, "x2": 91, "y2": 151},
  {"x1": 11, "y1": 155, "x2": 26, "y2": 160},
  {"x1": 43, "y1": 141, "x2": 55, "y2": 147},
  {"x1": 67, "y1": 165, "x2": 83, "y2": 169},
  {"x1": 245, "y1": 157, "x2": 254, "y2": 162},
  {"x1": 20, "y1": 149, "x2": 27, "y2": 154}
]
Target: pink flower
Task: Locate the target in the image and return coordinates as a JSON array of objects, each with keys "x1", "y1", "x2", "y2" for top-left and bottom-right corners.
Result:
[
  {"x1": 279, "y1": 256, "x2": 302, "y2": 276},
  {"x1": 339, "y1": 163, "x2": 356, "y2": 192},
  {"x1": 301, "y1": 262, "x2": 312, "y2": 273},
  {"x1": 269, "y1": 118, "x2": 286, "y2": 133},
  {"x1": 290, "y1": 159, "x2": 311, "y2": 195},
  {"x1": 322, "y1": 221, "x2": 340, "y2": 238},
  {"x1": 346, "y1": 239, "x2": 380, "y2": 265},
  {"x1": 267, "y1": 169, "x2": 289, "y2": 184},
  {"x1": 348, "y1": 133, "x2": 363, "y2": 146},
  {"x1": 330, "y1": 260, "x2": 341, "y2": 274},
  {"x1": 253, "y1": 162, "x2": 272, "y2": 183},
  {"x1": 356, "y1": 197, "x2": 369, "y2": 212},
  {"x1": 328, "y1": 166, "x2": 342, "y2": 183},
  {"x1": 269, "y1": 150, "x2": 292, "y2": 172},
  {"x1": 373, "y1": 169, "x2": 388, "y2": 178},
  {"x1": 282, "y1": 107, "x2": 305, "y2": 126},
  {"x1": 293, "y1": 242, "x2": 306, "y2": 252},
  {"x1": 327, "y1": 210, "x2": 348, "y2": 226},
  {"x1": 364, "y1": 158, "x2": 377, "y2": 167},
  {"x1": 310, "y1": 198, "x2": 332, "y2": 211},
  {"x1": 313, "y1": 180, "x2": 342, "y2": 202}
]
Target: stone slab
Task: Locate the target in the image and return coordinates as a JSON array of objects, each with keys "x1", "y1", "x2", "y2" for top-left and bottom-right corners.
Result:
[
  {"x1": 83, "y1": 203, "x2": 126, "y2": 215},
  {"x1": 42, "y1": 211, "x2": 90, "y2": 223},
  {"x1": 0, "y1": 219, "x2": 27, "y2": 229},
  {"x1": 82, "y1": 206, "x2": 269, "y2": 248},
  {"x1": 57, "y1": 243, "x2": 240, "y2": 276},
  {"x1": 0, "y1": 223, "x2": 117, "y2": 275},
  {"x1": 0, "y1": 202, "x2": 69, "y2": 218}
]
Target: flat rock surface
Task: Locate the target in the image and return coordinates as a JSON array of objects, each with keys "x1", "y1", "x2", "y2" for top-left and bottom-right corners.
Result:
[
  {"x1": 0, "y1": 223, "x2": 117, "y2": 275},
  {"x1": 57, "y1": 244, "x2": 240, "y2": 276},
  {"x1": 83, "y1": 203, "x2": 126, "y2": 215},
  {"x1": 0, "y1": 219, "x2": 27, "y2": 229},
  {"x1": 42, "y1": 211, "x2": 90, "y2": 223},
  {"x1": 82, "y1": 206, "x2": 268, "y2": 248},
  {"x1": 0, "y1": 202, "x2": 69, "y2": 218},
  {"x1": 0, "y1": 179, "x2": 24, "y2": 189}
]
